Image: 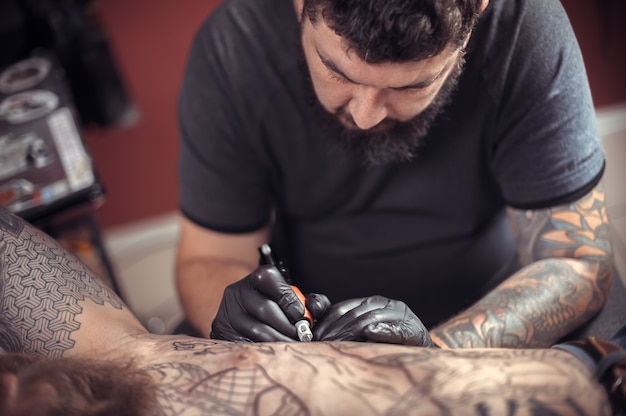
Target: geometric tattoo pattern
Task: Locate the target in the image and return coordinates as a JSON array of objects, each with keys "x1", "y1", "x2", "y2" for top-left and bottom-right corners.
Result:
[{"x1": 0, "y1": 210, "x2": 124, "y2": 358}]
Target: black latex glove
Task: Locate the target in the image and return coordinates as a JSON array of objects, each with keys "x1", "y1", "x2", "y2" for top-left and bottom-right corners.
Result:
[
  {"x1": 313, "y1": 296, "x2": 433, "y2": 347},
  {"x1": 210, "y1": 265, "x2": 331, "y2": 342}
]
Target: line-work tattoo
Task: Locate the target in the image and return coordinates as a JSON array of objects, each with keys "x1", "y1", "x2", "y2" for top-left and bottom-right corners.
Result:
[
  {"x1": 432, "y1": 184, "x2": 613, "y2": 349},
  {"x1": 142, "y1": 339, "x2": 610, "y2": 416},
  {"x1": 0, "y1": 209, "x2": 124, "y2": 357},
  {"x1": 0, "y1": 205, "x2": 616, "y2": 415}
]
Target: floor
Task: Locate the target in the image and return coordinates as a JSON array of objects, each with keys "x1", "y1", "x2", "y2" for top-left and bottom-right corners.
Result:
[{"x1": 102, "y1": 105, "x2": 626, "y2": 334}]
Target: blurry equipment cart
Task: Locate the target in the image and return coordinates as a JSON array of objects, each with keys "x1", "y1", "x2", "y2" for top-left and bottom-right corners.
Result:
[{"x1": 0, "y1": 55, "x2": 120, "y2": 295}]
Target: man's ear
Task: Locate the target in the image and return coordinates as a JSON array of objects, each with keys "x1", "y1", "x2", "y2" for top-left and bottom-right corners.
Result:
[
  {"x1": 480, "y1": 0, "x2": 490, "y2": 14},
  {"x1": 462, "y1": 0, "x2": 488, "y2": 50},
  {"x1": 293, "y1": 0, "x2": 304, "y2": 22}
]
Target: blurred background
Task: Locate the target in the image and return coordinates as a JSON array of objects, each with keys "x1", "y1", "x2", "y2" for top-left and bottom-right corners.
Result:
[{"x1": 1, "y1": 0, "x2": 624, "y2": 333}]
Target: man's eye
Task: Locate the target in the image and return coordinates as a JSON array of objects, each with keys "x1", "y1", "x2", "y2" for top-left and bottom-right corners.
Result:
[
  {"x1": 400, "y1": 87, "x2": 424, "y2": 94},
  {"x1": 328, "y1": 71, "x2": 347, "y2": 83}
]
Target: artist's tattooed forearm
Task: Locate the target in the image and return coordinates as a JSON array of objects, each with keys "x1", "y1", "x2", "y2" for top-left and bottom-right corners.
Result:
[
  {"x1": 433, "y1": 259, "x2": 608, "y2": 348},
  {"x1": 432, "y1": 185, "x2": 613, "y2": 349},
  {"x1": 0, "y1": 212, "x2": 124, "y2": 357},
  {"x1": 146, "y1": 340, "x2": 609, "y2": 415},
  {"x1": 506, "y1": 184, "x2": 613, "y2": 334}
]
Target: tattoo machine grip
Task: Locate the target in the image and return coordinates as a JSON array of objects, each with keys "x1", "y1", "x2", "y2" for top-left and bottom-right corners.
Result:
[
  {"x1": 290, "y1": 285, "x2": 313, "y2": 342},
  {"x1": 258, "y1": 244, "x2": 313, "y2": 342}
]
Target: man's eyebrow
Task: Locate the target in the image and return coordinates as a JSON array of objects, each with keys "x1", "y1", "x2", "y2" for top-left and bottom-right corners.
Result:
[
  {"x1": 318, "y1": 51, "x2": 358, "y2": 84},
  {"x1": 317, "y1": 49, "x2": 451, "y2": 90},
  {"x1": 391, "y1": 61, "x2": 452, "y2": 90}
]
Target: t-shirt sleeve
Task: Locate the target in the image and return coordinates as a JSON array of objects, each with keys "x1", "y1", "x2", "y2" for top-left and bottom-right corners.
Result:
[
  {"x1": 489, "y1": 0, "x2": 605, "y2": 209},
  {"x1": 177, "y1": 13, "x2": 272, "y2": 233}
]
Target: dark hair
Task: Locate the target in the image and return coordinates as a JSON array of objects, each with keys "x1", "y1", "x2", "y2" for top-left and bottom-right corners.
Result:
[
  {"x1": 302, "y1": 0, "x2": 484, "y2": 63},
  {"x1": 0, "y1": 353, "x2": 160, "y2": 416}
]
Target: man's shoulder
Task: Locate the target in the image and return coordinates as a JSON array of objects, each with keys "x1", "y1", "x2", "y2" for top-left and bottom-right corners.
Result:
[
  {"x1": 197, "y1": 0, "x2": 296, "y2": 54},
  {"x1": 476, "y1": 0, "x2": 571, "y2": 46},
  {"x1": 179, "y1": 0, "x2": 301, "y2": 130},
  {"x1": 189, "y1": 0, "x2": 298, "y2": 97}
]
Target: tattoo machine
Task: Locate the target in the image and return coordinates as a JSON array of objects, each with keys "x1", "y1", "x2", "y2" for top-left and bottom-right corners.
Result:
[{"x1": 258, "y1": 244, "x2": 313, "y2": 342}]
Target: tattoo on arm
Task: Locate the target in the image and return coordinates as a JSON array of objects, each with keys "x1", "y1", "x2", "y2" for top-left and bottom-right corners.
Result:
[
  {"x1": 432, "y1": 184, "x2": 613, "y2": 348},
  {"x1": 0, "y1": 209, "x2": 124, "y2": 357},
  {"x1": 145, "y1": 340, "x2": 610, "y2": 415},
  {"x1": 509, "y1": 184, "x2": 612, "y2": 266}
]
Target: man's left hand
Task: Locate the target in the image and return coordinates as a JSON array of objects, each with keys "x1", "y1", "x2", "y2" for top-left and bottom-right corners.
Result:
[{"x1": 313, "y1": 296, "x2": 433, "y2": 346}]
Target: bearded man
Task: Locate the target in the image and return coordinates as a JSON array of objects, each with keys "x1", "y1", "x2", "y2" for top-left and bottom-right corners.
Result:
[{"x1": 174, "y1": 0, "x2": 614, "y2": 348}]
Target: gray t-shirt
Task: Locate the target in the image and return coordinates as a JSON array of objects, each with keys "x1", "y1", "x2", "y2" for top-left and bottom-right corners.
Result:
[{"x1": 178, "y1": 0, "x2": 604, "y2": 326}]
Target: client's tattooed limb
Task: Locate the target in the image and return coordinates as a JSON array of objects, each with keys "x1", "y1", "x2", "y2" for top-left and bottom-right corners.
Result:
[
  {"x1": 0, "y1": 206, "x2": 615, "y2": 415},
  {"x1": 134, "y1": 338, "x2": 611, "y2": 416}
]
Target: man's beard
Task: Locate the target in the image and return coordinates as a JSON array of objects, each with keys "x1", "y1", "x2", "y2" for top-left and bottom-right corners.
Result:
[{"x1": 298, "y1": 46, "x2": 465, "y2": 166}]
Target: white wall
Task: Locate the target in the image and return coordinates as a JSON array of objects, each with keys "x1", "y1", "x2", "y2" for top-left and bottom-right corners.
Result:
[{"x1": 597, "y1": 104, "x2": 626, "y2": 283}]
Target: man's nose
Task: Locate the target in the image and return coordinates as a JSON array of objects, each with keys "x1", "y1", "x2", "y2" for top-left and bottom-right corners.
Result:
[{"x1": 347, "y1": 86, "x2": 388, "y2": 130}]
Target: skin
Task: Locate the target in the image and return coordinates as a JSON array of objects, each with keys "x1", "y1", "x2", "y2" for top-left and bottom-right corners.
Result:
[
  {"x1": 175, "y1": 217, "x2": 269, "y2": 336},
  {"x1": 298, "y1": 4, "x2": 466, "y2": 130},
  {"x1": 175, "y1": 0, "x2": 613, "y2": 348},
  {"x1": 0, "y1": 209, "x2": 613, "y2": 415}
]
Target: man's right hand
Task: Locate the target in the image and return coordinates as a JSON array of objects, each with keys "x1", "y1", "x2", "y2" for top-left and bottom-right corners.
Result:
[
  {"x1": 313, "y1": 296, "x2": 433, "y2": 347},
  {"x1": 210, "y1": 265, "x2": 330, "y2": 342}
]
